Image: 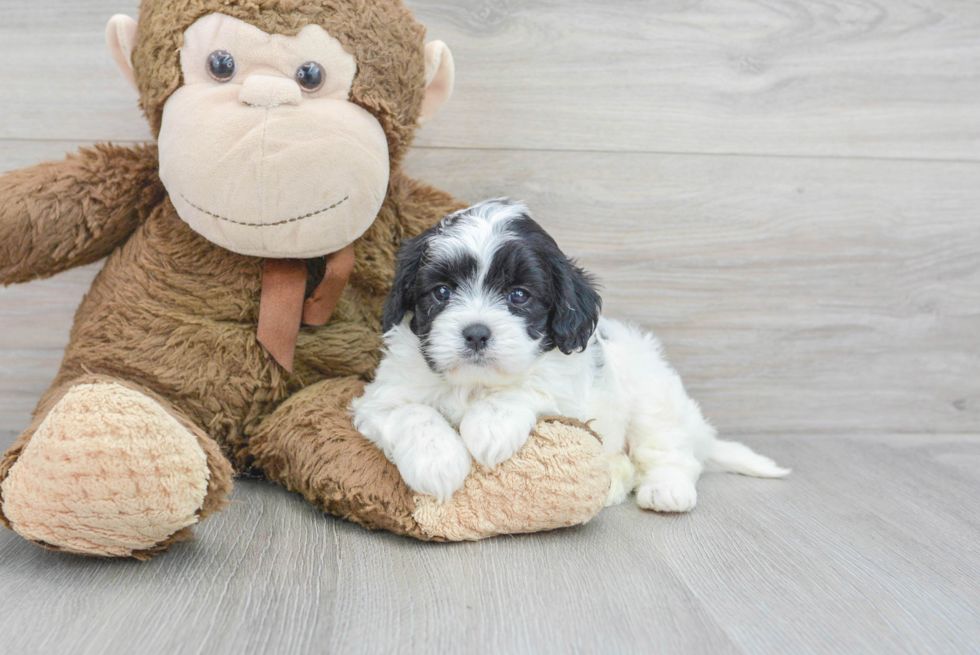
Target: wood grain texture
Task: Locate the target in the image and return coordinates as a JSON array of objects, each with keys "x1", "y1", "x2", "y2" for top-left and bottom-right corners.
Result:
[
  {"x1": 403, "y1": 148, "x2": 980, "y2": 435},
  {"x1": 659, "y1": 433, "x2": 980, "y2": 654},
  {"x1": 0, "y1": 434, "x2": 977, "y2": 654},
  {"x1": 414, "y1": 0, "x2": 980, "y2": 159},
  {"x1": 2, "y1": 1, "x2": 980, "y2": 160},
  {"x1": 5, "y1": 141, "x2": 976, "y2": 435},
  {"x1": 0, "y1": 478, "x2": 342, "y2": 655}
]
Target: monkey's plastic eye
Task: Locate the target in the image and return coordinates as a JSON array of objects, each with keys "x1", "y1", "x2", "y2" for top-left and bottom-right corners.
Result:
[
  {"x1": 433, "y1": 286, "x2": 453, "y2": 303},
  {"x1": 207, "y1": 50, "x2": 236, "y2": 82},
  {"x1": 509, "y1": 289, "x2": 530, "y2": 305},
  {"x1": 296, "y1": 62, "x2": 325, "y2": 92}
]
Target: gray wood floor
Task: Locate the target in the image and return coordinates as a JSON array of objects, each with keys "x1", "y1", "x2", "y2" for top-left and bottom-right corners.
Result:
[
  {"x1": 0, "y1": 434, "x2": 978, "y2": 654},
  {"x1": 1, "y1": 0, "x2": 978, "y2": 653}
]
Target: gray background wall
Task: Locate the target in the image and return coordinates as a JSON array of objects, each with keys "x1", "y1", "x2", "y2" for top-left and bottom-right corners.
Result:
[{"x1": 2, "y1": 0, "x2": 978, "y2": 443}]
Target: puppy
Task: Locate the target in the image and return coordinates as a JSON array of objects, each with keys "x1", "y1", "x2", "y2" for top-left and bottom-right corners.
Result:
[{"x1": 352, "y1": 199, "x2": 789, "y2": 509}]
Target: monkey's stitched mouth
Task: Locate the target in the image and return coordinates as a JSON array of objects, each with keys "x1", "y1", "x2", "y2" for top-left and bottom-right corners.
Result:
[{"x1": 180, "y1": 194, "x2": 350, "y2": 228}]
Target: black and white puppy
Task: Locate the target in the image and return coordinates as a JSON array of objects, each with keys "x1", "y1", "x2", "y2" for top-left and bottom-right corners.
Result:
[{"x1": 352, "y1": 199, "x2": 789, "y2": 509}]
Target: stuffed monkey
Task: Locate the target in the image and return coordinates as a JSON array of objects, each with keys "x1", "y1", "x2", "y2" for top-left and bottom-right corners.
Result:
[{"x1": 0, "y1": 0, "x2": 609, "y2": 558}]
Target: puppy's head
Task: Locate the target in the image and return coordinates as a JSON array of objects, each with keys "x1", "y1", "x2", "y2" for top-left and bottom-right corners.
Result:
[{"x1": 383, "y1": 199, "x2": 601, "y2": 384}]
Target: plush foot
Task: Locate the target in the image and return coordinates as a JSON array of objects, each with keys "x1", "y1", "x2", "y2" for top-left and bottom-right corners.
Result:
[
  {"x1": 1, "y1": 381, "x2": 222, "y2": 557},
  {"x1": 635, "y1": 468, "x2": 698, "y2": 513},
  {"x1": 413, "y1": 417, "x2": 611, "y2": 540}
]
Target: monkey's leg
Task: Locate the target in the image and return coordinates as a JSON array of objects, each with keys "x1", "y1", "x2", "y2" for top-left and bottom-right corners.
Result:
[
  {"x1": 249, "y1": 377, "x2": 611, "y2": 541},
  {"x1": 0, "y1": 375, "x2": 233, "y2": 559}
]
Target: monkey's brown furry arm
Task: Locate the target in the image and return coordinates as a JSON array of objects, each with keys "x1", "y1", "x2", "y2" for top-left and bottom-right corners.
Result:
[{"x1": 0, "y1": 143, "x2": 164, "y2": 285}]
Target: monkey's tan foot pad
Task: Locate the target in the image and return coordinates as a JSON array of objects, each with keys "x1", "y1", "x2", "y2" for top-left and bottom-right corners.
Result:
[
  {"x1": 413, "y1": 418, "x2": 611, "y2": 541},
  {"x1": 0, "y1": 382, "x2": 211, "y2": 557}
]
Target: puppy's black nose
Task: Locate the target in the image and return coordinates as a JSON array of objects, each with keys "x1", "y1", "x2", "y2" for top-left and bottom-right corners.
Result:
[{"x1": 462, "y1": 324, "x2": 492, "y2": 353}]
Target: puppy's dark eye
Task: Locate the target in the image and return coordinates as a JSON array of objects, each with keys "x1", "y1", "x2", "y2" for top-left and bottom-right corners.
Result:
[
  {"x1": 296, "y1": 62, "x2": 325, "y2": 92},
  {"x1": 207, "y1": 51, "x2": 236, "y2": 82},
  {"x1": 433, "y1": 285, "x2": 453, "y2": 303},
  {"x1": 508, "y1": 289, "x2": 530, "y2": 305}
]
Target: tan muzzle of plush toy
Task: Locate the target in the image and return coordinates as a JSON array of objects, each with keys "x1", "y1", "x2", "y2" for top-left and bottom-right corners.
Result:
[{"x1": 156, "y1": 14, "x2": 390, "y2": 259}]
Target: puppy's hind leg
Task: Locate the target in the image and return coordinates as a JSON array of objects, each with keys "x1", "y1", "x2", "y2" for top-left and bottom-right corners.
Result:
[
  {"x1": 628, "y1": 389, "x2": 713, "y2": 513},
  {"x1": 632, "y1": 448, "x2": 702, "y2": 513},
  {"x1": 604, "y1": 452, "x2": 636, "y2": 507}
]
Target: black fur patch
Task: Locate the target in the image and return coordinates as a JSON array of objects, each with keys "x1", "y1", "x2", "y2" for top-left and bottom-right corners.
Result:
[
  {"x1": 382, "y1": 222, "x2": 480, "y2": 336},
  {"x1": 382, "y1": 202, "x2": 603, "y2": 363},
  {"x1": 498, "y1": 216, "x2": 602, "y2": 354},
  {"x1": 412, "y1": 252, "x2": 478, "y2": 339}
]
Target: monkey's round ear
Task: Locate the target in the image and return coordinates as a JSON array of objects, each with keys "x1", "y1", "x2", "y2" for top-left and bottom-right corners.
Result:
[
  {"x1": 419, "y1": 41, "x2": 455, "y2": 125},
  {"x1": 106, "y1": 14, "x2": 139, "y2": 91}
]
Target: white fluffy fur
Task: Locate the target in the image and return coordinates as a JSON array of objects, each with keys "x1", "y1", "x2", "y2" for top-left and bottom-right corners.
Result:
[
  {"x1": 352, "y1": 201, "x2": 790, "y2": 506},
  {"x1": 355, "y1": 318, "x2": 790, "y2": 507}
]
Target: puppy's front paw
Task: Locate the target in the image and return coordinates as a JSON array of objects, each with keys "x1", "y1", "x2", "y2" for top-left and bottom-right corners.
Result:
[
  {"x1": 395, "y1": 432, "x2": 472, "y2": 503},
  {"x1": 636, "y1": 471, "x2": 698, "y2": 513},
  {"x1": 459, "y1": 403, "x2": 536, "y2": 468}
]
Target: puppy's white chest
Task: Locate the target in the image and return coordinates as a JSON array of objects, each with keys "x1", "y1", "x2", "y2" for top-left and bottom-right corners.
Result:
[
  {"x1": 432, "y1": 387, "x2": 496, "y2": 426},
  {"x1": 562, "y1": 381, "x2": 631, "y2": 455},
  {"x1": 535, "y1": 339, "x2": 632, "y2": 454}
]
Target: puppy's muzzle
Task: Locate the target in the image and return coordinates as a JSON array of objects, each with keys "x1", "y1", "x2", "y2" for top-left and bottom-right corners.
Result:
[{"x1": 462, "y1": 323, "x2": 492, "y2": 354}]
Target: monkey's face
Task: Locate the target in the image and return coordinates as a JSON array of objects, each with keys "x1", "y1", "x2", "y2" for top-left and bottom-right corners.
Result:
[
  {"x1": 107, "y1": 5, "x2": 455, "y2": 260},
  {"x1": 152, "y1": 14, "x2": 388, "y2": 258}
]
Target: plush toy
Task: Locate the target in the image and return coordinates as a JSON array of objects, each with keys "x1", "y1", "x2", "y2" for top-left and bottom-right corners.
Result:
[{"x1": 0, "y1": 0, "x2": 609, "y2": 558}]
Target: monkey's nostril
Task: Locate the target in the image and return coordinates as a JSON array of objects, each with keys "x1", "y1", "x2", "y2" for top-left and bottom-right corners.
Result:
[{"x1": 462, "y1": 324, "x2": 492, "y2": 352}]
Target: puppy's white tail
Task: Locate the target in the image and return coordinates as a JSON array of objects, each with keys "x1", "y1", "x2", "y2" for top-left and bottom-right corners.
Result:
[{"x1": 706, "y1": 439, "x2": 791, "y2": 478}]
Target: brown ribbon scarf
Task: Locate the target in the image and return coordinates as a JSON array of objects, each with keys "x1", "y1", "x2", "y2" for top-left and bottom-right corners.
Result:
[{"x1": 256, "y1": 244, "x2": 356, "y2": 372}]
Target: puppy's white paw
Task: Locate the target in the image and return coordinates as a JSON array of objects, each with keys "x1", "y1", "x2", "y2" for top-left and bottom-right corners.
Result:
[
  {"x1": 636, "y1": 471, "x2": 698, "y2": 513},
  {"x1": 459, "y1": 403, "x2": 536, "y2": 468},
  {"x1": 395, "y1": 429, "x2": 472, "y2": 503}
]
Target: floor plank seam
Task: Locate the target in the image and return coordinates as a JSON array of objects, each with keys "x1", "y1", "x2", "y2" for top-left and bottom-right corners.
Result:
[{"x1": 4, "y1": 137, "x2": 980, "y2": 167}]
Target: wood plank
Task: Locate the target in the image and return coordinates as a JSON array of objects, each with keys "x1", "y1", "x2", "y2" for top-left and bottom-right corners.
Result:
[
  {"x1": 0, "y1": 482, "x2": 739, "y2": 655},
  {"x1": 1, "y1": 1, "x2": 979, "y2": 160},
  {"x1": 652, "y1": 433, "x2": 980, "y2": 654},
  {"x1": 2, "y1": 141, "x2": 978, "y2": 436},
  {"x1": 326, "y1": 511, "x2": 737, "y2": 655},
  {"x1": 0, "y1": 479, "x2": 343, "y2": 655},
  {"x1": 402, "y1": 147, "x2": 980, "y2": 435},
  {"x1": 0, "y1": 434, "x2": 978, "y2": 654},
  {"x1": 0, "y1": 1, "x2": 149, "y2": 142},
  {"x1": 413, "y1": 0, "x2": 980, "y2": 159}
]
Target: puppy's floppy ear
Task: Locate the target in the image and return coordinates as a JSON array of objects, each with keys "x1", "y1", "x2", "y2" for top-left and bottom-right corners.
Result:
[
  {"x1": 549, "y1": 256, "x2": 602, "y2": 355},
  {"x1": 382, "y1": 231, "x2": 431, "y2": 332}
]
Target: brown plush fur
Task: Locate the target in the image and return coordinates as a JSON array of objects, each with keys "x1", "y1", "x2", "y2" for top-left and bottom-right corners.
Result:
[
  {"x1": 0, "y1": 144, "x2": 164, "y2": 284},
  {"x1": 250, "y1": 376, "x2": 429, "y2": 539},
  {"x1": 0, "y1": 0, "x2": 609, "y2": 556}
]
